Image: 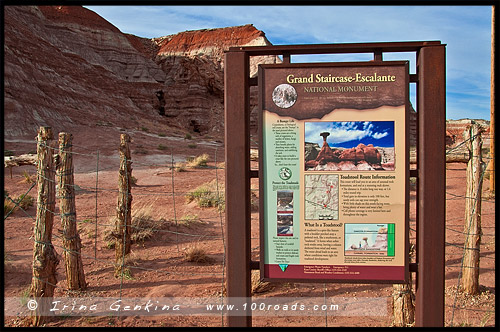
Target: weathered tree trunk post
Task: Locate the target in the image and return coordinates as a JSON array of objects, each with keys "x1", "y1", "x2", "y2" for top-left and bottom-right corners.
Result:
[
  {"x1": 30, "y1": 127, "x2": 59, "y2": 326},
  {"x1": 392, "y1": 244, "x2": 415, "y2": 327},
  {"x1": 56, "y1": 132, "x2": 87, "y2": 290},
  {"x1": 461, "y1": 123, "x2": 484, "y2": 295},
  {"x1": 114, "y1": 134, "x2": 132, "y2": 277},
  {"x1": 392, "y1": 277, "x2": 415, "y2": 327}
]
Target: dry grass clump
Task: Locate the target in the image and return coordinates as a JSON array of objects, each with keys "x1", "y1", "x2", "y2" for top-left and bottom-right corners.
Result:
[
  {"x1": 184, "y1": 246, "x2": 214, "y2": 263},
  {"x1": 16, "y1": 194, "x2": 35, "y2": 210},
  {"x1": 104, "y1": 205, "x2": 166, "y2": 248},
  {"x1": 4, "y1": 194, "x2": 34, "y2": 216},
  {"x1": 178, "y1": 214, "x2": 202, "y2": 227},
  {"x1": 251, "y1": 270, "x2": 274, "y2": 294},
  {"x1": 129, "y1": 206, "x2": 162, "y2": 242},
  {"x1": 4, "y1": 199, "x2": 15, "y2": 217},
  {"x1": 22, "y1": 171, "x2": 36, "y2": 184},
  {"x1": 186, "y1": 153, "x2": 209, "y2": 168},
  {"x1": 174, "y1": 162, "x2": 187, "y2": 172}
]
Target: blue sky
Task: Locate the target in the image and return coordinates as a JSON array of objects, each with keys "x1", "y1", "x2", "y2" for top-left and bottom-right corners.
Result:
[
  {"x1": 85, "y1": 5, "x2": 493, "y2": 120},
  {"x1": 304, "y1": 121, "x2": 394, "y2": 148}
]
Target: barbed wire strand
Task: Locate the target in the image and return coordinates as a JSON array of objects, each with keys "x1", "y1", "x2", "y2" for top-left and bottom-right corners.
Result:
[
  {"x1": 170, "y1": 149, "x2": 180, "y2": 253},
  {"x1": 214, "y1": 146, "x2": 226, "y2": 326}
]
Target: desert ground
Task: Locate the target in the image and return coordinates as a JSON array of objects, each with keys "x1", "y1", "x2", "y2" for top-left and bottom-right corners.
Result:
[{"x1": 3, "y1": 129, "x2": 495, "y2": 327}]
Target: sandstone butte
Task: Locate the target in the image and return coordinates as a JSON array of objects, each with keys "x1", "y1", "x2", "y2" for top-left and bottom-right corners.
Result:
[{"x1": 306, "y1": 141, "x2": 388, "y2": 171}]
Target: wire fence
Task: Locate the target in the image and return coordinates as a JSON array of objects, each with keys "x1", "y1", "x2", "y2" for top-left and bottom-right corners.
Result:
[{"x1": 3, "y1": 129, "x2": 495, "y2": 327}]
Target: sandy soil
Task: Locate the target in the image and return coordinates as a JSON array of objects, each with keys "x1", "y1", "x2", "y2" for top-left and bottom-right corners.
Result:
[{"x1": 3, "y1": 133, "x2": 496, "y2": 327}]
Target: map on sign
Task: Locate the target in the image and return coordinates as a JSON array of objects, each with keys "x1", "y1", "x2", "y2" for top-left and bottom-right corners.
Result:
[{"x1": 304, "y1": 174, "x2": 339, "y2": 220}]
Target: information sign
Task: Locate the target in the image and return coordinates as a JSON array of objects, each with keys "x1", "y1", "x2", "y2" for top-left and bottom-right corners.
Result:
[{"x1": 259, "y1": 62, "x2": 409, "y2": 282}]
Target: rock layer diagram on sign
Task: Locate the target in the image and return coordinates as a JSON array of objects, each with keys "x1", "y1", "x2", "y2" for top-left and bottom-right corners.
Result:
[{"x1": 304, "y1": 174, "x2": 339, "y2": 220}]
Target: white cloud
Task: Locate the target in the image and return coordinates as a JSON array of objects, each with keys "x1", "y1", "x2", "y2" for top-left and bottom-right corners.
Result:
[
  {"x1": 305, "y1": 122, "x2": 389, "y2": 145},
  {"x1": 372, "y1": 132, "x2": 389, "y2": 140}
]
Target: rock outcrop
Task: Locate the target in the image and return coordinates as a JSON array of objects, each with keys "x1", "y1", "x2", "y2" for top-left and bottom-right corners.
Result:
[
  {"x1": 3, "y1": 6, "x2": 280, "y2": 142},
  {"x1": 4, "y1": 5, "x2": 487, "y2": 150}
]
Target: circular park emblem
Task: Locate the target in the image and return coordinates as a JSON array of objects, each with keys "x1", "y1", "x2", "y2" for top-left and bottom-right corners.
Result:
[
  {"x1": 279, "y1": 167, "x2": 292, "y2": 180},
  {"x1": 272, "y1": 84, "x2": 297, "y2": 109}
]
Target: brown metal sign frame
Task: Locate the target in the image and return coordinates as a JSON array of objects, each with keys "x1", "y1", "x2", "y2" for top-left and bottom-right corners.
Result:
[
  {"x1": 258, "y1": 61, "x2": 410, "y2": 284},
  {"x1": 224, "y1": 41, "x2": 446, "y2": 327}
]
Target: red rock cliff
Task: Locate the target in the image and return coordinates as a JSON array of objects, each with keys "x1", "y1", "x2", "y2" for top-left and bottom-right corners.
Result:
[{"x1": 3, "y1": 6, "x2": 279, "y2": 141}]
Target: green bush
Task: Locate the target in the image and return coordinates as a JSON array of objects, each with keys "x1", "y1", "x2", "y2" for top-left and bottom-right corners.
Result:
[{"x1": 185, "y1": 179, "x2": 225, "y2": 211}]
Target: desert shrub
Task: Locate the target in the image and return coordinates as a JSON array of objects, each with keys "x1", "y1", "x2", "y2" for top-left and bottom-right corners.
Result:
[
  {"x1": 186, "y1": 153, "x2": 209, "y2": 168},
  {"x1": 4, "y1": 251, "x2": 12, "y2": 263},
  {"x1": 184, "y1": 246, "x2": 214, "y2": 263},
  {"x1": 4, "y1": 150, "x2": 15, "y2": 156},
  {"x1": 19, "y1": 286, "x2": 31, "y2": 306},
  {"x1": 251, "y1": 270, "x2": 273, "y2": 294},
  {"x1": 122, "y1": 268, "x2": 134, "y2": 280},
  {"x1": 158, "y1": 132, "x2": 166, "y2": 137},
  {"x1": 187, "y1": 143, "x2": 197, "y2": 149},
  {"x1": 157, "y1": 144, "x2": 168, "y2": 151},
  {"x1": 16, "y1": 194, "x2": 34, "y2": 210},
  {"x1": 4, "y1": 199, "x2": 15, "y2": 217},
  {"x1": 174, "y1": 162, "x2": 187, "y2": 172},
  {"x1": 184, "y1": 133, "x2": 192, "y2": 140},
  {"x1": 185, "y1": 179, "x2": 225, "y2": 211},
  {"x1": 134, "y1": 144, "x2": 148, "y2": 155},
  {"x1": 130, "y1": 206, "x2": 160, "y2": 243},
  {"x1": 178, "y1": 214, "x2": 201, "y2": 227},
  {"x1": 22, "y1": 170, "x2": 35, "y2": 184},
  {"x1": 104, "y1": 205, "x2": 165, "y2": 248}
]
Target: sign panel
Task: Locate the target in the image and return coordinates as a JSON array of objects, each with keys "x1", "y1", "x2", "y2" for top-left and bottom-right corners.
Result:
[{"x1": 259, "y1": 62, "x2": 409, "y2": 283}]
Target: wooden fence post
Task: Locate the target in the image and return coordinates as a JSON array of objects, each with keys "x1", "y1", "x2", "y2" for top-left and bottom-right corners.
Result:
[
  {"x1": 392, "y1": 245, "x2": 415, "y2": 327},
  {"x1": 461, "y1": 123, "x2": 484, "y2": 295},
  {"x1": 114, "y1": 133, "x2": 132, "y2": 277},
  {"x1": 56, "y1": 132, "x2": 87, "y2": 290},
  {"x1": 30, "y1": 126, "x2": 59, "y2": 326}
]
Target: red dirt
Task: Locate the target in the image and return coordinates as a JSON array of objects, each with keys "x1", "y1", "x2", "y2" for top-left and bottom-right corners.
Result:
[{"x1": 3, "y1": 135, "x2": 495, "y2": 327}]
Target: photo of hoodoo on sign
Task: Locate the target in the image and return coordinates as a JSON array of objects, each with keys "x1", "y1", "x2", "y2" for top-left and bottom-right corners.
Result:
[{"x1": 258, "y1": 62, "x2": 409, "y2": 283}]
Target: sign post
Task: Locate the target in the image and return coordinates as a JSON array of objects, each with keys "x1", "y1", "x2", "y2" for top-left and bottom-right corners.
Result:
[
  {"x1": 224, "y1": 41, "x2": 445, "y2": 327},
  {"x1": 224, "y1": 51, "x2": 252, "y2": 327}
]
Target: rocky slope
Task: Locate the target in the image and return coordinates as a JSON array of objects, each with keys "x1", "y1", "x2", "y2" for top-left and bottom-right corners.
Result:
[
  {"x1": 3, "y1": 5, "x2": 280, "y2": 145},
  {"x1": 3, "y1": 6, "x2": 489, "y2": 153}
]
